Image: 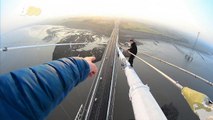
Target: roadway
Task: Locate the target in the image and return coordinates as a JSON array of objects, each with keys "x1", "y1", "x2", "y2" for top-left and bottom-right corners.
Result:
[{"x1": 81, "y1": 22, "x2": 119, "y2": 120}]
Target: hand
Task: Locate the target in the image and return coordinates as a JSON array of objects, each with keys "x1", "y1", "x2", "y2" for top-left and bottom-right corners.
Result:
[{"x1": 84, "y1": 57, "x2": 98, "y2": 77}]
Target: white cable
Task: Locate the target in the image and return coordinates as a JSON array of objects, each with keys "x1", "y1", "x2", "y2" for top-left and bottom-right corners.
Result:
[
  {"x1": 140, "y1": 51, "x2": 213, "y2": 86},
  {"x1": 128, "y1": 51, "x2": 183, "y2": 89},
  {"x1": 0, "y1": 42, "x2": 89, "y2": 51}
]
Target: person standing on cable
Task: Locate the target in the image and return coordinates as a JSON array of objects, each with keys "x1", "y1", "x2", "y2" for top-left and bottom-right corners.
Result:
[{"x1": 128, "y1": 39, "x2": 137, "y2": 67}]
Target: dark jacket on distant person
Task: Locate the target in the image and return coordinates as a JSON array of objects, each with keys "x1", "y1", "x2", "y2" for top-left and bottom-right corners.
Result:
[
  {"x1": 0, "y1": 57, "x2": 90, "y2": 120},
  {"x1": 128, "y1": 42, "x2": 137, "y2": 55}
]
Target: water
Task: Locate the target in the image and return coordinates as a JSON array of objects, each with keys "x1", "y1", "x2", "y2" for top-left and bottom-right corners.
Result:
[
  {"x1": 1, "y1": 25, "x2": 213, "y2": 120},
  {"x1": 0, "y1": 25, "x2": 107, "y2": 73},
  {"x1": 0, "y1": 46, "x2": 55, "y2": 74},
  {"x1": 47, "y1": 39, "x2": 213, "y2": 120},
  {"x1": 0, "y1": 25, "x2": 109, "y2": 119},
  {"x1": 114, "y1": 39, "x2": 213, "y2": 120}
]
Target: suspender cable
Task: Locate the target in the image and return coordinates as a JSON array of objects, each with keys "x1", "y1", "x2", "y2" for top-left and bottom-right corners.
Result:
[
  {"x1": 140, "y1": 51, "x2": 213, "y2": 86},
  {"x1": 117, "y1": 46, "x2": 167, "y2": 120},
  {"x1": 0, "y1": 42, "x2": 89, "y2": 51},
  {"x1": 128, "y1": 51, "x2": 183, "y2": 90},
  {"x1": 127, "y1": 50, "x2": 213, "y2": 120}
]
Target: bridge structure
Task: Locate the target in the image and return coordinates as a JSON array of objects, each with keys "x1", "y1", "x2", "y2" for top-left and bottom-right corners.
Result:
[
  {"x1": 1, "y1": 21, "x2": 212, "y2": 120},
  {"x1": 79, "y1": 21, "x2": 213, "y2": 120},
  {"x1": 79, "y1": 21, "x2": 167, "y2": 120},
  {"x1": 81, "y1": 21, "x2": 119, "y2": 120}
]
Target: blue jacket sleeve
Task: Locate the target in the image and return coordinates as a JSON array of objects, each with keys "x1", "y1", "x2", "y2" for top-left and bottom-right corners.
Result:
[{"x1": 0, "y1": 57, "x2": 90, "y2": 120}]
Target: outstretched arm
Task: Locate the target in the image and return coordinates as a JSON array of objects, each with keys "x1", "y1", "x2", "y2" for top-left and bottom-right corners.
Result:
[{"x1": 0, "y1": 57, "x2": 97, "y2": 120}]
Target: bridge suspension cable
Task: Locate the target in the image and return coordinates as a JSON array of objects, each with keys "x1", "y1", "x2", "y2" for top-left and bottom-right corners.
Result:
[
  {"x1": 140, "y1": 51, "x2": 213, "y2": 86},
  {"x1": 116, "y1": 45, "x2": 167, "y2": 120},
  {"x1": 0, "y1": 42, "x2": 89, "y2": 51},
  {"x1": 127, "y1": 50, "x2": 213, "y2": 120},
  {"x1": 128, "y1": 51, "x2": 183, "y2": 89}
]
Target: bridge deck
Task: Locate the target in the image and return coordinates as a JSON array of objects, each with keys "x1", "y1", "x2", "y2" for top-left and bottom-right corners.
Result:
[{"x1": 82, "y1": 23, "x2": 119, "y2": 120}]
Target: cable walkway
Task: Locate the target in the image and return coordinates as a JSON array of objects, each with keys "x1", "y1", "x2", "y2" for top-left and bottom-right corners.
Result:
[{"x1": 127, "y1": 51, "x2": 213, "y2": 120}]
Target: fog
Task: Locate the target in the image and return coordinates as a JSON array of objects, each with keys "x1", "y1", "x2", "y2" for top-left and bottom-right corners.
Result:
[{"x1": 1, "y1": 0, "x2": 213, "y2": 46}]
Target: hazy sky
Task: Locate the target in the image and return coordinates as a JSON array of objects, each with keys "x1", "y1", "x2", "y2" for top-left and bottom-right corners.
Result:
[{"x1": 1, "y1": 0, "x2": 213, "y2": 44}]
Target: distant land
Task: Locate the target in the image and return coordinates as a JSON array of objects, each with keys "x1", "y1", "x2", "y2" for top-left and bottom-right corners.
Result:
[{"x1": 38, "y1": 16, "x2": 212, "y2": 55}]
